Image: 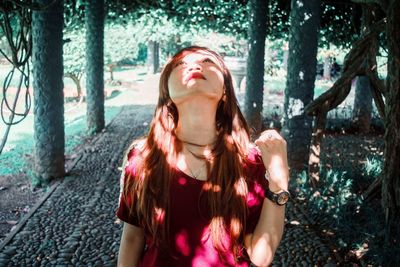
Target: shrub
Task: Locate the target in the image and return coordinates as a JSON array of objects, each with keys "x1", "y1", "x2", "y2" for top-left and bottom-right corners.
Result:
[{"x1": 293, "y1": 156, "x2": 400, "y2": 265}]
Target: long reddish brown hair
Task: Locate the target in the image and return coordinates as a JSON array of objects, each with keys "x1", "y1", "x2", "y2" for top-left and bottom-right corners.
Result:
[{"x1": 124, "y1": 46, "x2": 251, "y2": 261}]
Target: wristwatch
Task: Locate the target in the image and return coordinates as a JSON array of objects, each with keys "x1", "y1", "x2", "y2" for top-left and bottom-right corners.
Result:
[{"x1": 264, "y1": 188, "x2": 290, "y2": 206}]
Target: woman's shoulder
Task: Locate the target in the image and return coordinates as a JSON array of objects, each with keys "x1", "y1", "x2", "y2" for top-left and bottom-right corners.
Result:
[{"x1": 122, "y1": 139, "x2": 146, "y2": 177}]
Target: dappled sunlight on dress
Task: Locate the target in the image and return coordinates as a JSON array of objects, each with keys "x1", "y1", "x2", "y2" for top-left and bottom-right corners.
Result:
[{"x1": 116, "y1": 148, "x2": 268, "y2": 266}]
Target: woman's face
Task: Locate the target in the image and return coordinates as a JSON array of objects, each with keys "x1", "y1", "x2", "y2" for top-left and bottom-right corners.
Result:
[{"x1": 167, "y1": 50, "x2": 225, "y2": 105}]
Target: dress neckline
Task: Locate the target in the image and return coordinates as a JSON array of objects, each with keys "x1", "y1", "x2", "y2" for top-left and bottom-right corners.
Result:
[{"x1": 175, "y1": 167, "x2": 207, "y2": 183}]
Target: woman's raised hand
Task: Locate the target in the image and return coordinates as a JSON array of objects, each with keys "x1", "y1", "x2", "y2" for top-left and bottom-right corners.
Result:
[{"x1": 255, "y1": 129, "x2": 289, "y2": 191}]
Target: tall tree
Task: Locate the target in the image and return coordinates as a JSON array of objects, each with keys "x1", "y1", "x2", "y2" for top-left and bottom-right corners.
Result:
[
  {"x1": 353, "y1": 76, "x2": 373, "y2": 131},
  {"x1": 32, "y1": 0, "x2": 65, "y2": 183},
  {"x1": 282, "y1": 0, "x2": 321, "y2": 170},
  {"x1": 147, "y1": 40, "x2": 160, "y2": 74},
  {"x1": 244, "y1": 0, "x2": 268, "y2": 133},
  {"x1": 382, "y1": 0, "x2": 400, "y2": 253},
  {"x1": 352, "y1": 7, "x2": 375, "y2": 133},
  {"x1": 85, "y1": 0, "x2": 105, "y2": 134}
]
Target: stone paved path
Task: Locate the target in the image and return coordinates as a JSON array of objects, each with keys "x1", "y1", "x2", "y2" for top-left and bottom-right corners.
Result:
[{"x1": 0, "y1": 104, "x2": 336, "y2": 267}]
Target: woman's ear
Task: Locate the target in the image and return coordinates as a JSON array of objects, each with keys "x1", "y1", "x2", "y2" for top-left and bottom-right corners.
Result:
[{"x1": 222, "y1": 90, "x2": 227, "y2": 102}]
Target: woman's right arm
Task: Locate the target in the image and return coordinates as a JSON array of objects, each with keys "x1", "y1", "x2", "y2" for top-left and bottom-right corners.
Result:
[{"x1": 118, "y1": 222, "x2": 145, "y2": 267}]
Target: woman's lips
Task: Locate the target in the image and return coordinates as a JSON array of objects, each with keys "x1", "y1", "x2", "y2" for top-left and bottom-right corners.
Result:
[{"x1": 187, "y1": 72, "x2": 206, "y2": 81}]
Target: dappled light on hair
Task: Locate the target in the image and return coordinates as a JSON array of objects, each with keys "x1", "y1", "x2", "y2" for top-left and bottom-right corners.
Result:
[
  {"x1": 234, "y1": 177, "x2": 248, "y2": 197},
  {"x1": 203, "y1": 181, "x2": 222, "y2": 193},
  {"x1": 224, "y1": 134, "x2": 235, "y2": 150},
  {"x1": 229, "y1": 217, "x2": 242, "y2": 242},
  {"x1": 154, "y1": 207, "x2": 165, "y2": 224},
  {"x1": 209, "y1": 216, "x2": 230, "y2": 252},
  {"x1": 152, "y1": 108, "x2": 177, "y2": 161}
]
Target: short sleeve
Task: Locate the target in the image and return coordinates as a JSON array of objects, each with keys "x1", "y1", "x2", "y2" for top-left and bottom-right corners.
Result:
[
  {"x1": 244, "y1": 148, "x2": 268, "y2": 234},
  {"x1": 116, "y1": 147, "x2": 141, "y2": 226}
]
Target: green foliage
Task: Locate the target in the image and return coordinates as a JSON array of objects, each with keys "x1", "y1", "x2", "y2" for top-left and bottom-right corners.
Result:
[
  {"x1": 0, "y1": 136, "x2": 33, "y2": 176},
  {"x1": 60, "y1": 0, "x2": 365, "y2": 72},
  {"x1": 293, "y1": 156, "x2": 395, "y2": 265},
  {"x1": 104, "y1": 23, "x2": 143, "y2": 66},
  {"x1": 160, "y1": 0, "x2": 249, "y2": 38},
  {"x1": 105, "y1": 8, "x2": 183, "y2": 66},
  {"x1": 64, "y1": 0, "x2": 86, "y2": 30},
  {"x1": 319, "y1": 4, "x2": 360, "y2": 48},
  {"x1": 296, "y1": 169, "x2": 362, "y2": 227},
  {"x1": 63, "y1": 17, "x2": 150, "y2": 78},
  {"x1": 105, "y1": 8, "x2": 250, "y2": 66},
  {"x1": 364, "y1": 156, "x2": 383, "y2": 178},
  {"x1": 266, "y1": 0, "x2": 290, "y2": 40},
  {"x1": 63, "y1": 28, "x2": 86, "y2": 77},
  {"x1": 264, "y1": 39, "x2": 287, "y2": 76}
]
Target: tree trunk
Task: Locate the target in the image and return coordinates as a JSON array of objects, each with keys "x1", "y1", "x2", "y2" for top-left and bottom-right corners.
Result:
[
  {"x1": 382, "y1": 0, "x2": 400, "y2": 253},
  {"x1": 282, "y1": 0, "x2": 321, "y2": 170},
  {"x1": 352, "y1": 7, "x2": 374, "y2": 133},
  {"x1": 308, "y1": 107, "x2": 328, "y2": 189},
  {"x1": 32, "y1": 0, "x2": 65, "y2": 183},
  {"x1": 353, "y1": 75, "x2": 373, "y2": 132},
  {"x1": 108, "y1": 64, "x2": 115, "y2": 81},
  {"x1": 147, "y1": 41, "x2": 160, "y2": 74},
  {"x1": 282, "y1": 42, "x2": 289, "y2": 71},
  {"x1": 85, "y1": 0, "x2": 105, "y2": 134},
  {"x1": 64, "y1": 72, "x2": 82, "y2": 99},
  {"x1": 323, "y1": 56, "x2": 331, "y2": 80},
  {"x1": 154, "y1": 41, "x2": 160, "y2": 73},
  {"x1": 244, "y1": 0, "x2": 268, "y2": 134}
]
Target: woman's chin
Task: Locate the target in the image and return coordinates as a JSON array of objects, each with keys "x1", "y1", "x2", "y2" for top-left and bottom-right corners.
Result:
[{"x1": 175, "y1": 92, "x2": 221, "y2": 105}]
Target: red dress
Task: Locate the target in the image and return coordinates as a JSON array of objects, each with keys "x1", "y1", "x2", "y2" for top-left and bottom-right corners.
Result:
[{"x1": 116, "y1": 148, "x2": 268, "y2": 267}]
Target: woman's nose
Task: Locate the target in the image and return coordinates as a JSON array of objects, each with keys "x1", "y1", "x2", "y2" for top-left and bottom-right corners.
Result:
[{"x1": 187, "y1": 62, "x2": 202, "y2": 72}]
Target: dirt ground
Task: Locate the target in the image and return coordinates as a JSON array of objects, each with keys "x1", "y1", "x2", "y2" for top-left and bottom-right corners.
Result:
[{"x1": 0, "y1": 173, "x2": 45, "y2": 243}]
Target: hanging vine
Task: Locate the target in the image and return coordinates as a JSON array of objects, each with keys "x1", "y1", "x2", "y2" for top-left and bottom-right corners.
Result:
[{"x1": 0, "y1": 0, "x2": 57, "y2": 155}]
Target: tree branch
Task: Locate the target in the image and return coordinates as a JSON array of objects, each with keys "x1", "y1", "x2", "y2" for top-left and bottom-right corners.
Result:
[
  {"x1": 369, "y1": 79, "x2": 386, "y2": 119},
  {"x1": 351, "y1": 0, "x2": 388, "y2": 12},
  {"x1": 305, "y1": 19, "x2": 386, "y2": 116}
]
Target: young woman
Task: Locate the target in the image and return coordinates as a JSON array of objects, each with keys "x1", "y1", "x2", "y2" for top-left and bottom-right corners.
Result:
[{"x1": 116, "y1": 46, "x2": 289, "y2": 267}]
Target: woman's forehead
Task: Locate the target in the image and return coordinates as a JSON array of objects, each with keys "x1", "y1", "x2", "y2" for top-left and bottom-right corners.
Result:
[{"x1": 179, "y1": 50, "x2": 219, "y2": 62}]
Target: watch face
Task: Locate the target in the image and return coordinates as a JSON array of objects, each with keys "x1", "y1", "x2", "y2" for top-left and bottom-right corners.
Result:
[{"x1": 277, "y1": 192, "x2": 290, "y2": 205}]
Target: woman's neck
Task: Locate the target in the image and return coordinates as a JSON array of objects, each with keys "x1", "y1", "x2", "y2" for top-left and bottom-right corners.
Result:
[{"x1": 175, "y1": 98, "x2": 218, "y2": 148}]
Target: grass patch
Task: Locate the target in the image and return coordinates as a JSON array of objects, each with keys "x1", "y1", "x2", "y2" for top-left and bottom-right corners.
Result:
[
  {"x1": 264, "y1": 76, "x2": 333, "y2": 96},
  {"x1": 0, "y1": 105, "x2": 122, "y2": 180},
  {"x1": 0, "y1": 134, "x2": 34, "y2": 176}
]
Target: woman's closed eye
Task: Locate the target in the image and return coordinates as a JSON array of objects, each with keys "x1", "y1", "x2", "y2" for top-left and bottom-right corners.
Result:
[
  {"x1": 175, "y1": 61, "x2": 186, "y2": 67},
  {"x1": 174, "y1": 58, "x2": 214, "y2": 68},
  {"x1": 202, "y1": 58, "x2": 215, "y2": 64}
]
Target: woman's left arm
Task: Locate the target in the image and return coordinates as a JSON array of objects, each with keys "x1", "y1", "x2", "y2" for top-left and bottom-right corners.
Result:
[{"x1": 244, "y1": 129, "x2": 289, "y2": 267}]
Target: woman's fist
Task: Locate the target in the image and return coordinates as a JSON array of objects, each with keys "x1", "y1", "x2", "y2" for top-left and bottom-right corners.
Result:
[{"x1": 255, "y1": 129, "x2": 289, "y2": 191}]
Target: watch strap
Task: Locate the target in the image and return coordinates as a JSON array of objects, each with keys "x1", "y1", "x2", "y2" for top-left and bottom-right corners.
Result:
[{"x1": 264, "y1": 188, "x2": 290, "y2": 205}]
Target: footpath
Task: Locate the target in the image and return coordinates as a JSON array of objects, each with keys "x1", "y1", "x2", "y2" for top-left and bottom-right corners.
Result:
[{"x1": 0, "y1": 103, "x2": 337, "y2": 267}]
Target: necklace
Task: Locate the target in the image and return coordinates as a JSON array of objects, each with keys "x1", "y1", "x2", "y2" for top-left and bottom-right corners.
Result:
[
  {"x1": 176, "y1": 136, "x2": 215, "y2": 148},
  {"x1": 186, "y1": 161, "x2": 206, "y2": 180},
  {"x1": 184, "y1": 147, "x2": 207, "y2": 180}
]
